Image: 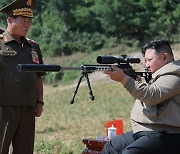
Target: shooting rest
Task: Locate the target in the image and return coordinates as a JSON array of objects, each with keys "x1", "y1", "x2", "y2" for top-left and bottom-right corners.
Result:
[{"x1": 82, "y1": 139, "x2": 107, "y2": 154}]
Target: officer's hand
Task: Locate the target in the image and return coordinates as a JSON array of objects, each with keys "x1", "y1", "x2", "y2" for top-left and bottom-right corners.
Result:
[
  {"x1": 35, "y1": 103, "x2": 43, "y2": 117},
  {"x1": 104, "y1": 65, "x2": 129, "y2": 85}
]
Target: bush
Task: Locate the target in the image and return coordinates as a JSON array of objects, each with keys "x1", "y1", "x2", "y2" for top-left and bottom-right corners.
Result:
[{"x1": 53, "y1": 31, "x2": 106, "y2": 56}]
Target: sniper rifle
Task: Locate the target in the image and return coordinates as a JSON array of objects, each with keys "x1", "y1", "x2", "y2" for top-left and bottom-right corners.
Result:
[{"x1": 17, "y1": 55, "x2": 152, "y2": 104}]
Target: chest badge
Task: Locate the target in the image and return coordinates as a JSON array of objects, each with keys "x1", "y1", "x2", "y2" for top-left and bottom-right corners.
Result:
[{"x1": 31, "y1": 49, "x2": 39, "y2": 64}]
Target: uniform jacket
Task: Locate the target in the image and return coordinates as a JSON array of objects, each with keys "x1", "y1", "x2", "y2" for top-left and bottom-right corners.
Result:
[
  {"x1": 124, "y1": 60, "x2": 180, "y2": 133},
  {"x1": 0, "y1": 30, "x2": 45, "y2": 106}
]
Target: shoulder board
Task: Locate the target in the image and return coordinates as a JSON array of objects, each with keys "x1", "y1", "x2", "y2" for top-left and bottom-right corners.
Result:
[{"x1": 26, "y1": 38, "x2": 38, "y2": 45}]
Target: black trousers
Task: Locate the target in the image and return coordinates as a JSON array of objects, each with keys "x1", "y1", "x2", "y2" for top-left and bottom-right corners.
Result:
[
  {"x1": 0, "y1": 106, "x2": 35, "y2": 154},
  {"x1": 101, "y1": 130, "x2": 180, "y2": 154}
]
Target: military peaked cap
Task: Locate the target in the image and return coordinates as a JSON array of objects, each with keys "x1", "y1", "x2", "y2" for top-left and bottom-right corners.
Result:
[{"x1": 0, "y1": 0, "x2": 36, "y2": 18}]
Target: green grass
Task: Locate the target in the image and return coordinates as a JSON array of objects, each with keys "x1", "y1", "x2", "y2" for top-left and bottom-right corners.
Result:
[{"x1": 34, "y1": 79, "x2": 134, "y2": 154}]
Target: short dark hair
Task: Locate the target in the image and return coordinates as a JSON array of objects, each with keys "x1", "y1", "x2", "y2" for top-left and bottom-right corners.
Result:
[{"x1": 141, "y1": 39, "x2": 173, "y2": 57}]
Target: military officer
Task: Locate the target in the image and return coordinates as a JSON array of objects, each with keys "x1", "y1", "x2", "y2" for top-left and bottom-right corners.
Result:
[{"x1": 0, "y1": 0, "x2": 46, "y2": 154}]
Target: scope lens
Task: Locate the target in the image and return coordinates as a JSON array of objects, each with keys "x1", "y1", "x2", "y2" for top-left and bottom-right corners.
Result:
[{"x1": 96, "y1": 56, "x2": 103, "y2": 63}]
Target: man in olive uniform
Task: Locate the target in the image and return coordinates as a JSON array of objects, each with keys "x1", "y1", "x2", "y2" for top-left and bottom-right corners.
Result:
[{"x1": 0, "y1": 0, "x2": 46, "y2": 153}]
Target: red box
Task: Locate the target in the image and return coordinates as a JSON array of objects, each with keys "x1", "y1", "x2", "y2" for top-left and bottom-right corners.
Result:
[{"x1": 106, "y1": 119, "x2": 123, "y2": 136}]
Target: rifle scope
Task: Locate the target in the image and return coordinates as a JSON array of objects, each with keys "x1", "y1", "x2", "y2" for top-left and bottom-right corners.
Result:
[{"x1": 96, "y1": 56, "x2": 141, "y2": 64}]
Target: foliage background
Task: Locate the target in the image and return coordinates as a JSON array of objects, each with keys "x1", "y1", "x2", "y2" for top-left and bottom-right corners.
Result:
[
  {"x1": 0, "y1": 0, "x2": 180, "y2": 57},
  {"x1": 1, "y1": 0, "x2": 179, "y2": 84}
]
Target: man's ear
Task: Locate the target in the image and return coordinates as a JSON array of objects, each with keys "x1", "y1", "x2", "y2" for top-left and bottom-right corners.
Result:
[
  {"x1": 163, "y1": 52, "x2": 168, "y2": 62},
  {"x1": 7, "y1": 17, "x2": 13, "y2": 24}
]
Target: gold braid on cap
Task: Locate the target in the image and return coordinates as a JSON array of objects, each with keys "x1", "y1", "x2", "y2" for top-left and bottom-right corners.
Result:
[{"x1": 13, "y1": 8, "x2": 33, "y2": 17}]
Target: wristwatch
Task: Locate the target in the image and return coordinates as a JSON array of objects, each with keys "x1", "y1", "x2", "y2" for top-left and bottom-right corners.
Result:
[{"x1": 37, "y1": 100, "x2": 44, "y2": 105}]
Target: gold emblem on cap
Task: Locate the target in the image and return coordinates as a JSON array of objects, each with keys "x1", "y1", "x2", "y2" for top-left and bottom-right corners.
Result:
[{"x1": 27, "y1": 0, "x2": 32, "y2": 6}]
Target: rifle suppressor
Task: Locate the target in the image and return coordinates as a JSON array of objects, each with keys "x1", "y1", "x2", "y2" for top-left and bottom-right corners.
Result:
[{"x1": 17, "y1": 64, "x2": 61, "y2": 72}]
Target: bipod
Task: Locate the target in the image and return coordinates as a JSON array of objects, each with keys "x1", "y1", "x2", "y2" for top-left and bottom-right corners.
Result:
[{"x1": 70, "y1": 71, "x2": 95, "y2": 104}]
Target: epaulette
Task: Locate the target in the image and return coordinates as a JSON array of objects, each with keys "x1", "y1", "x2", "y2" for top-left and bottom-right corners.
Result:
[{"x1": 26, "y1": 38, "x2": 38, "y2": 45}]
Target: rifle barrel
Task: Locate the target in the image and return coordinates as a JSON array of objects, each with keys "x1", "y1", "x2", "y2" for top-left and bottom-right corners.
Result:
[{"x1": 61, "y1": 66, "x2": 82, "y2": 71}]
